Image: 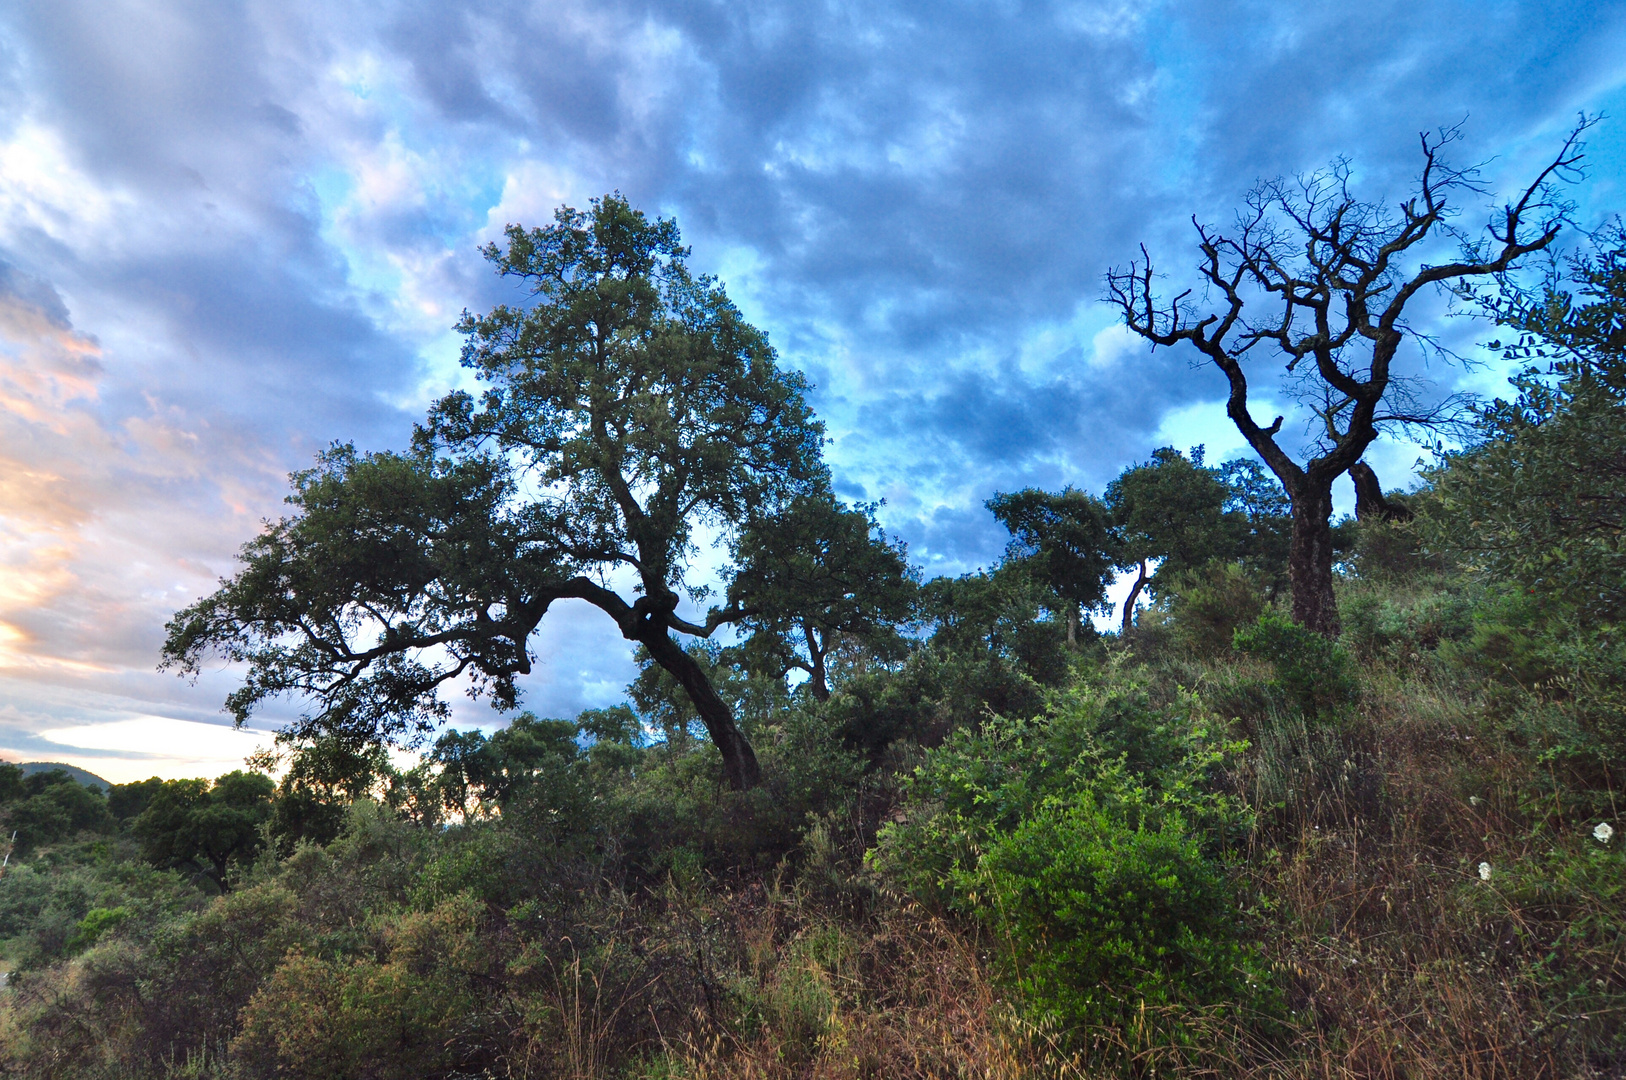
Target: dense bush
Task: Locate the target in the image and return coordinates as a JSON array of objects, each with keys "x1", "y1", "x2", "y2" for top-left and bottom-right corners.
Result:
[
  {"x1": 870, "y1": 676, "x2": 1260, "y2": 1038},
  {"x1": 1235, "y1": 613, "x2": 1359, "y2": 721},
  {"x1": 977, "y1": 795, "x2": 1264, "y2": 1027}
]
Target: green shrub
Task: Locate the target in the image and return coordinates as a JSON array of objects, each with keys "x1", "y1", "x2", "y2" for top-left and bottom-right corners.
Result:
[
  {"x1": 1444, "y1": 586, "x2": 1626, "y2": 773},
  {"x1": 871, "y1": 674, "x2": 1261, "y2": 1039},
  {"x1": 65, "y1": 906, "x2": 130, "y2": 953},
  {"x1": 1235, "y1": 613, "x2": 1358, "y2": 720},
  {"x1": 1160, "y1": 560, "x2": 1270, "y2": 657},
  {"x1": 231, "y1": 896, "x2": 492, "y2": 1080},
  {"x1": 974, "y1": 795, "x2": 1264, "y2": 1026},
  {"x1": 1338, "y1": 584, "x2": 1474, "y2": 668}
]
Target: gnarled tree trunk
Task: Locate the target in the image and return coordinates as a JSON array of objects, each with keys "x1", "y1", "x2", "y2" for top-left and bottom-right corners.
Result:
[
  {"x1": 1351, "y1": 461, "x2": 1414, "y2": 523},
  {"x1": 1120, "y1": 559, "x2": 1149, "y2": 635}
]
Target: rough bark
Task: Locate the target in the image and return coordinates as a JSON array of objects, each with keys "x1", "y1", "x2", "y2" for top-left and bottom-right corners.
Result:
[
  {"x1": 641, "y1": 628, "x2": 762, "y2": 790},
  {"x1": 805, "y1": 623, "x2": 832, "y2": 702},
  {"x1": 1287, "y1": 483, "x2": 1340, "y2": 637}
]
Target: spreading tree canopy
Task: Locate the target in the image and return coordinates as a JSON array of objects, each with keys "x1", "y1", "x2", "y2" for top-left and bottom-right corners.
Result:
[
  {"x1": 165, "y1": 195, "x2": 829, "y2": 790},
  {"x1": 1105, "y1": 447, "x2": 1242, "y2": 633},
  {"x1": 131, "y1": 771, "x2": 274, "y2": 891}
]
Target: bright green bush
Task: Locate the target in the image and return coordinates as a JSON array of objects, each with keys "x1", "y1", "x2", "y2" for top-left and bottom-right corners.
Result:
[
  {"x1": 65, "y1": 906, "x2": 130, "y2": 953},
  {"x1": 871, "y1": 675, "x2": 1261, "y2": 1036},
  {"x1": 975, "y1": 795, "x2": 1264, "y2": 1026}
]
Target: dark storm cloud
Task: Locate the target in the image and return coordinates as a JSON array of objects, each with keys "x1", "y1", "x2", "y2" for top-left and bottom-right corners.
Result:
[
  {"x1": 376, "y1": 0, "x2": 1626, "y2": 345},
  {"x1": 363, "y1": 0, "x2": 1626, "y2": 569}
]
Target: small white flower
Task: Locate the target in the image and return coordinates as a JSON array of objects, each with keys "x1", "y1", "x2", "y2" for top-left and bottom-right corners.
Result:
[
  {"x1": 1595, "y1": 822, "x2": 1615, "y2": 845},
  {"x1": 1469, "y1": 796, "x2": 1482, "y2": 807},
  {"x1": 1478, "y1": 862, "x2": 1493, "y2": 882}
]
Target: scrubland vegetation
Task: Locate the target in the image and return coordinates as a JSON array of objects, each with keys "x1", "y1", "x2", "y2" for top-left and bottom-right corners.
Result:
[{"x1": 1, "y1": 168, "x2": 1622, "y2": 1078}]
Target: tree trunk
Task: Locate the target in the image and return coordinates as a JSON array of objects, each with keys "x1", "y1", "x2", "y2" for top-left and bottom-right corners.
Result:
[
  {"x1": 641, "y1": 629, "x2": 762, "y2": 790},
  {"x1": 806, "y1": 625, "x2": 831, "y2": 702},
  {"x1": 1120, "y1": 560, "x2": 1149, "y2": 635},
  {"x1": 1351, "y1": 461, "x2": 1413, "y2": 523},
  {"x1": 1287, "y1": 483, "x2": 1340, "y2": 637}
]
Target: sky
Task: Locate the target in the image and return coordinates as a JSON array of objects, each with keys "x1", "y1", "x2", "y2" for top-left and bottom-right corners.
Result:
[{"x1": 1, "y1": 0, "x2": 1624, "y2": 782}]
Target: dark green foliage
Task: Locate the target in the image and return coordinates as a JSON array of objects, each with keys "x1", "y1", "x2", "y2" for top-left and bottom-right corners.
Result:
[
  {"x1": 1234, "y1": 613, "x2": 1359, "y2": 721},
  {"x1": 108, "y1": 777, "x2": 165, "y2": 823},
  {"x1": 922, "y1": 562, "x2": 1073, "y2": 684},
  {"x1": 1422, "y1": 227, "x2": 1626, "y2": 770},
  {"x1": 0, "y1": 762, "x2": 21, "y2": 804},
  {"x1": 987, "y1": 485, "x2": 1117, "y2": 635},
  {"x1": 3, "y1": 770, "x2": 113, "y2": 853},
  {"x1": 627, "y1": 639, "x2": 794, "y2": 754},
  {"x1": 727, "y1": 492, "x2": 918, "y2": 699},
  {"x1": 264, "y1": 737, "x2": 397, "y2": 848},
  {"x1": 1216, "y1": 457, "x2": 1293, "y2": 584},
  {"x1": 1109, "y1": 447, "x2": 1243, "y2": 584},
  {"x1": 165, "y1": 194, "x2": 830, "y2": 791},
  {"x1": 131, "y1": 771, "x2": 274, "y2": 890},
  {"x1": 1106, "y1": 447, "x2": 1266, "y2": 634},
  {"x1": 1155, "y1": 560, "x2": 1272, "y2": 657},
  {"x1": 1338, "y1": 581, "x2": 1475, "y2": 668},
  {"x1": 428, "y1": 712, "x2": 582, "y2": 818}
]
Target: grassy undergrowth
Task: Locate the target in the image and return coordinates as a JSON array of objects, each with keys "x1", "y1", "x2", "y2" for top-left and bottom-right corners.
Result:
[{"x1": 0, "y1": 555, "x2": 1620, "y2": 1079}]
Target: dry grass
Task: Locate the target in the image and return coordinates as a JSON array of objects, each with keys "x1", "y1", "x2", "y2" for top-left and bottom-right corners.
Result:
[{"x1": 638, "y1": 662, "x2": 1623, "y2": 1080}]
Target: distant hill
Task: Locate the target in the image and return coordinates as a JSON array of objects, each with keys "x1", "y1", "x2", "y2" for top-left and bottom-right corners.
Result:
[{"x1": 10, "y1": 762, "x2": 112, "y2": 791}]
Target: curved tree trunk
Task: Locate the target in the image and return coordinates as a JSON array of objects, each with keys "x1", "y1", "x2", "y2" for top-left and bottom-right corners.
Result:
[
  {"x1": 1351, "y1": 461, "x2": 1414, "y2": 523},
  {"x1": 1287, "y1": 483, "x2": 1340, "y2": 637},
  {"x1": 1120, "y1": 560, "x2": 1149, "y2": 635},
  {"x1": 641, "y1": 628, "x2": 762, "y2": 790}
]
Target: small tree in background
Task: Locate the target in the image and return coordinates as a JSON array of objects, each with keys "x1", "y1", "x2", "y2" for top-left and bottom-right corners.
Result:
[
  {"x1": 132, "y1": 771, "x2": 274, "y2": 891},
  {"x1": 1105, "y1": 447, "x2": 1241, "y2": 633},
  {"x1": 727, "y1": 493, "x2": 918, "y2": 700},
  {"x1": 986, "y1": 487, "x2": 1117, "y2": 645}
]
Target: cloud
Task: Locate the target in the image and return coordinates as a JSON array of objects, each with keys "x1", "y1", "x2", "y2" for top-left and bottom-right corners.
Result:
[
  {"x1": 29, "y1": 716, "x2": 276, "y2": 785},
  {"x1": 0, "y1": 0, "x2": 1622, "y2": 776}
]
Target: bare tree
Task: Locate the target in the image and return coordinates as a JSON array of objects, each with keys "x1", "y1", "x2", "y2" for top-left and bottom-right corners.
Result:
[{"x1": 1106, "y1": 122, "x2": 1590, "y2": 634}]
